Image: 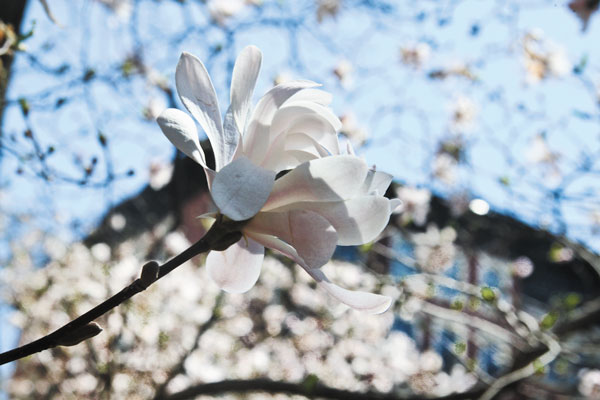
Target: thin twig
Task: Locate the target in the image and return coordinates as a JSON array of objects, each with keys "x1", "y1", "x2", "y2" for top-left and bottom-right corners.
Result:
[
  {"x1": 0, "y1": 217, "x2": 244, "y2": 365},
  {"x1": 477, "y1": 331, "x2": 561, "y2": 400}
]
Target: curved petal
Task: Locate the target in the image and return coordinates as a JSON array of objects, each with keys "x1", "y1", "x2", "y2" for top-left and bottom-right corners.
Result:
[
  {"x1": 390, "y1": 198, "x2": 403, "y2": 213},
  {"x1": 309, "y1": 269, "x2": 392, "y2": 314},
  {"x1": 248, "y1": 232, "x2": 391, "y2": 313},
  {"x1": 362, "y1": 169, "x2": 393, "y2": 196},
  {"x1": 246, "y1": 209, "x2": 338, "y2": 269},
  {"x1": 346, "y1": 140, "x2": 356, "y2": 156},
  {"x1": 261, "y1": 149, "x2": 319, "y2": 173},
  {"x1": 284, "y1": 88, "x2": 333, "y2": 106},
  {"x1": 285, "y1": 133, "x2": 331, "y2": 157},
  {"x1": 157, "y1": 108, "x2": 207, "y2": 167},
  {"x1": 211, "y1": 157, "x2": 276, "y2": 221},
  {"x1": 222, "y1": 46, "x2": 262, "y2": 166},
  {"x1": 229, "y1": 45, "x2": 262, "y2": 135},
  {"x1": 262, "y1": 155, "x2": 369, "y2": 211},
  {"x1": 246, "y1": 232, "x2": 304, "y2": 265},
  {"x1": 270, "y1": 101, "x2": 341, "y2": 139},
  {"x1": 243, "y1": 80, "x2": 320, "y2": 164},
  {"x1": 176, "y1": 52, "x2": 226, "y2": 170},
  {"x1": 260, "y1": 114, "x2": 340, "y2": 167},
  {"x1": 206, "y1": 237, "x2": 264, "y2": 293},
  {"x1": 270, "y1": 196, "x2": 392, "y2": 246}
]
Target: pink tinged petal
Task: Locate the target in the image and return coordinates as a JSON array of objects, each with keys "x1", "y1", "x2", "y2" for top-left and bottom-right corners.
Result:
[
  {"x1": 211, "y1": 156, "x2": 276, "y2": 221},
  {"x1": 263, "y1": 155, "x2": 369, "y2": 211},
  {"x1": 206, "y1": 237, "x2": 264, "y2": 293},
  {"x1": 362, "y1": 169, "x2": 393, "y2": 195},
  {"x1": 245, "y1": 232, "x2": 304, "y2": 265},
  {"x1": 246, "y1": 209, "x2": 338, "y2": 269},
  {"x1": 247, "y1": 232, "x2": 390, "y2": 313},
  {"x1": 271, "y1": 196, "x2": 392, "y2": 246},
  {"x1": 176, "y1": 52, "x2": 227, "y2": 170},
  {"x1": 157, "y1": 108, "x2": 207, "y2": 166},
  {"x1": 243, "y1": 80, "x2": 320, "y2": 164},
  {"x1": 309, "y1": 269, "x2": 392, "y2": 314},
  {"x1": 229, "y1": 45, "x2": 262, "y2": 134}
]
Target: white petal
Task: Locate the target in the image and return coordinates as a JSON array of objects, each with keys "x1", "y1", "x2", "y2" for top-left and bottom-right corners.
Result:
[
  {"x1": 390, "y1": 198, "x2": 403, "y2": 213},
  {"x1": 270, "y1": 101, "x2": 341, "y2": 139},
  {"x1": 262, "y1": 114, "x2": 340, "y2": 163},
  {"x1": 346, "y1": 140, "x2": 356, "y2": 155},
  {"x1": 222, "y1": 110, "x2": 241, "y2": 167},
  {"x1": 246, "y1": 209, "x2": 337, "y2": 269},
  {"x1": 262, "y1": 155, "x2": 369, "y2": 211},
  {"x1": 221, "y1": 46, "x2": 262, "y2": 166},
  {"x1": 362, "y1": 169, "x2": 393, "y2": 195},
  {"x1": 284, "y1": 88, "x2": 333, "y2": 106},
  {"x1": 246, "y1": 232, "x2": 304, "y2": 265},
  {"x1": 176, "y1": 52, "x2": 226, "y2": 170},
  {"x1": 286, "y1": 133, "x2": 331, "y2": 157},
  {"x1": 271, "y1": 196, "x2": 392, "y2": 246},
  {"x1": 261, "y1": 150, "x2": 318, "y2": 173},
  {"x1": 206, "y1": 238, "x2": 264, "y2": 293},
  {"x1": 157, "y1": 108, "x2": 207, "y2": 166},
  {"x1": 309, "y1": 269, "x2": 392, "y2": 314},
  {"x1": 247, "y1": 233, "x2": 390, "y2": 313},
  {"x1": 211, "y1": 156, "x2": 275, "y2": 221},
  {"x1": 243, "y1": 80, "x2": 320, "y2": 164},
  {"x1": 285, "y1": 120, "x2": 339, "y2": 155},
  {"x1": 229, "y1": 45, "x2": 262, "y2": 134}
]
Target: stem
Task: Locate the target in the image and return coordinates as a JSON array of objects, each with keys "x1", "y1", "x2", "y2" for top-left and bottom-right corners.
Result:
[{"x1": 0, "y1": 218, "x2": 243, "y2": 365}]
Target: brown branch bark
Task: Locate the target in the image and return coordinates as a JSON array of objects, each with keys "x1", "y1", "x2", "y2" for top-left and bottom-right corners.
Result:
[{"x1": 161, "y1": 378, "x2": 486, "y2": 400}]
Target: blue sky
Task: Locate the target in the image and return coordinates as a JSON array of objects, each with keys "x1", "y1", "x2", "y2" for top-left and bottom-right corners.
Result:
[{"x1": 2, "y1": 0, "x2": 600, "y2": 250}]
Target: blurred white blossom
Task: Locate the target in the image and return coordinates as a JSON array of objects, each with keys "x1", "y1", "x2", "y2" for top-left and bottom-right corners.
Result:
[
  {"x1": 396, "y1": 186, "x2": 431, "y2": 226},
  {"x1": 413, "y1": 225, "x2": 457, "y2": 273},
  {"x1": 400, "y1": 42, "x2": 431, "y2": 68},
  {"x1": 333, "y1": 59, "x2": 354, "y2": 88},
  {"x1": 449, "y1": 95, "x2": 478, "y2": 134},
  {"x1": 433, "y1": 152, "x2": 458, "y2": 185},
  {"x1": 580, "y1": 369, "x2": 600, "y2": 399},
  {"x1": 339, "y1": 112, "x2": 368, "y2": 146},
  {"x1": 523, "y1": 30, "x2": 571, "y2": 83}
]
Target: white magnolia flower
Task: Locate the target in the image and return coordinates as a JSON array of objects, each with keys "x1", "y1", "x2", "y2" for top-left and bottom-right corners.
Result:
[{"x1": 157, "y1": 46, "x2": 397, "y2": 313}]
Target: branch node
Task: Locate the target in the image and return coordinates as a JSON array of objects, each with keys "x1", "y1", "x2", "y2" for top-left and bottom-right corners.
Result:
[
  {"x1": 55, "y1": 322, "x2": 103, "y2": 347},
  {"x1": 139, "y1": 260, "x2": 160, "y2": 289}
]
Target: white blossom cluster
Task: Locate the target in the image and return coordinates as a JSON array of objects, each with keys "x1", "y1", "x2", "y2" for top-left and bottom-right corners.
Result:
[
  {"x1": 413, "y1": 225, "x2": 457, "y2": 274},
  {"x1": 2, "y1": 229, "x2": 476, "y2": 399}
]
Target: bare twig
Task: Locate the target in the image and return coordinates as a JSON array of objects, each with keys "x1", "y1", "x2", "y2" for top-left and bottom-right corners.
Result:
[
  {"x1": 477, "y1": 331, "x2": 561, "y2": 400},
  {"x1": 161, "y1": 377, "x2": 485, "y2": 400}
]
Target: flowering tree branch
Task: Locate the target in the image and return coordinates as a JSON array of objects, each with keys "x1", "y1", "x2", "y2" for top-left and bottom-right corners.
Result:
[
  {"x1": 162, "y1": 378, "x2": 486, "y2": 400},
  {"x1": 0, "y1": 216, "x2": 245, "y2": 365}
]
